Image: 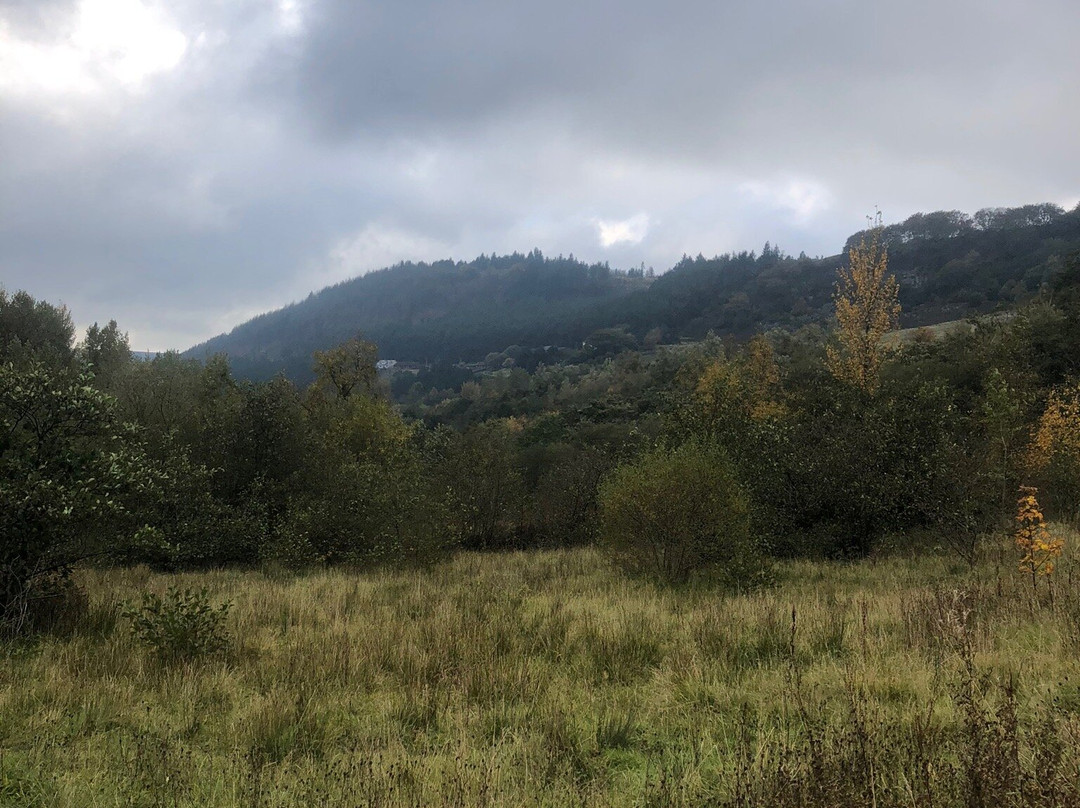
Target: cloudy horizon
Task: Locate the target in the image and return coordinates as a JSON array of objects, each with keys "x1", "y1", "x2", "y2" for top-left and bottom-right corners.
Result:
[{"x1": 2, "y1": 0, "x2": 1078, "y2": 351}]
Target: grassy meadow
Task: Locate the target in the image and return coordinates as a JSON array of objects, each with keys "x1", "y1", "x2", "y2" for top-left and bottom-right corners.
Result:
[{"x1": 4, "y1": 538, "x2": 1080, "y2": 807}]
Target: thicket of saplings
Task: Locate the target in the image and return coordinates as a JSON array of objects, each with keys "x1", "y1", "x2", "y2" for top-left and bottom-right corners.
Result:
[{"x1": 2, "y1": 245, "x2": 1080, "y2": 805}]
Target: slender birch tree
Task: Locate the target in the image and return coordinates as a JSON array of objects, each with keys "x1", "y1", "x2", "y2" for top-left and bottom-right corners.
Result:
[{"x1": 826, "y1": 214, "x2": 900, "y2": 394}]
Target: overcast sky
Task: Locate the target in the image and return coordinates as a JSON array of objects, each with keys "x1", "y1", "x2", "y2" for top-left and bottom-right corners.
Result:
[{"x1": 1, "y1": 0, "x2": 1078, "y2": 350}]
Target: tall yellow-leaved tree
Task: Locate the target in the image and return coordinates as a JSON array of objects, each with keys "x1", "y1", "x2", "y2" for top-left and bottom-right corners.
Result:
[
  {"x1": 826, "y1": 217, "x2": 901, "y2": 394},
  {"x1": 1027, "y1": 383, "x2": 1080, "y2": 522}
]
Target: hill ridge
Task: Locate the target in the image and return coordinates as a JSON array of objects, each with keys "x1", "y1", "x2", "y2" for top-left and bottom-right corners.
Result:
[{"x1": 184, "y1": 203, "x2": 1080, "y2": 383}]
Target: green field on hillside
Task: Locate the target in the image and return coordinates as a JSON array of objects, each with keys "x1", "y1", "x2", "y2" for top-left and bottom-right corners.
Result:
[{"x1": 4, "y1": 540, "x2": 1080, "y2": 807}]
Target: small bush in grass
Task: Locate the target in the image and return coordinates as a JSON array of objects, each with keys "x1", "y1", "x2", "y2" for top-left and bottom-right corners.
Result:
[
  {"x1": 122, "y1": 587, "x2": 231, "y2": 663},
  {"x1": 598, "y1": 441, "x2": 762, "y2": 585}
]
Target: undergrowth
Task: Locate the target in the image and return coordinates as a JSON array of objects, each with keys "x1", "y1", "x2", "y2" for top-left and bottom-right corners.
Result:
[{"x1": 1, "y1": 537, "x2": 1079, "y2": 806}]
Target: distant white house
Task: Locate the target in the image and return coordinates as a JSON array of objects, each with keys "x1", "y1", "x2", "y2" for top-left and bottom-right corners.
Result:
[{"x1": 376, "y1": 359, "x2": 397, "y2": 370}]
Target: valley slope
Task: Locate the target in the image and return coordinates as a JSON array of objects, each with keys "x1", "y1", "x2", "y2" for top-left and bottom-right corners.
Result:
[{"x1": 185, "y1": 204, "x2": 1080, "y2": 383}]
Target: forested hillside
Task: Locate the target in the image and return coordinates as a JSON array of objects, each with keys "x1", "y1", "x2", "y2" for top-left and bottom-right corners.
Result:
[
  {"x1": 187, "y1": 251, "x2": 650, "y2": 382},
  {"x1": 186, "y1": 203, "x2": 1080, "y2": 383}
]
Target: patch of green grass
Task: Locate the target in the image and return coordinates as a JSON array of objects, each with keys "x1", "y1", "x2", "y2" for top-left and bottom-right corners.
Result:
[{"x1": 2, "y1": 537, "x2": 1080, "y2": 806}]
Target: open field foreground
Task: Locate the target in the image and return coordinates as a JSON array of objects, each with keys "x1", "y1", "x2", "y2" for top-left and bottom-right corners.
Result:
[{"x1": 5, "y1": 542, "x2": 1080, "y2": 808}]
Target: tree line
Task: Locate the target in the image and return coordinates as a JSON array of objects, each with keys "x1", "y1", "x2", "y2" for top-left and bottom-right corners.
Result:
[{"x1": 3, "y1": 234, "x2": 1080, "y2": 631}]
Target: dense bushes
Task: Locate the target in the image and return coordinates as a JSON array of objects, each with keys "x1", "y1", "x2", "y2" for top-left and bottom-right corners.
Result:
[
  {"x1": 278, "y1": 394, "x2": 455, "y2": 564},
  {"x1": 772, "y1": 380, "x2": 988, "y2": 556},
  {"x1": 598, "y1": 442, "x2": 758, "y2": 585},
  {"x1": 0, "y1": 359, "x2": 145, "y2": 631},
  {"x1": 523, "y1": 443, "x2": 611, "y2": 547}
]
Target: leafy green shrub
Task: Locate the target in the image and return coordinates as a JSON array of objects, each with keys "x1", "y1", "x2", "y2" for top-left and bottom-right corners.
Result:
[
  {"x1": 0, "y1": 358, "x2": 144, "y2": 633},
  {"x1": 122, "y1": 587, "x2": 231, "y2": 662},
  {"x1": 598, "y1": 441, "x2": 760, "y2": 585}
]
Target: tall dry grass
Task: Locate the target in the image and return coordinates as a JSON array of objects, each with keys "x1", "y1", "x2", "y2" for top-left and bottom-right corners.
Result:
[{"x1": 3, "y1": 532, "x2": 1080, "y2": 806}]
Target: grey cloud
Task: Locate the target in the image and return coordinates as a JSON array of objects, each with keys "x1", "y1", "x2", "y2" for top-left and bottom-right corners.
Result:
[
  {"x1": 1, "y1": 0, "x2": 1078, "y2": 349},
  {"x1": 281, "y1": 0, "x2": 1080, "y2": 215},
  {"x1": 287, "y1": 1, "x2": 1076, "y2": 146}
]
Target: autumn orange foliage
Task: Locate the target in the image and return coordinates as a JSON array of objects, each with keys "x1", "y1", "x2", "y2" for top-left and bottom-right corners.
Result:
[
  {"x1": 744, "y1": 335, "x2": 786, "y2": 420},
  {"x1": 1027, "y1": 384, "x2": 1080, "y2": 522},
  {"x1": 826, "y1": 222, "x2": 901, "y2": 395},
  {"x1": 1014, "y1": 486, "x2": 1064, "y2": 590},
  {"x1": 1029, "y1": 386, "x2": 1080, "y2": 469},
  {"x1": 694, "y1": 337, "x2": 785, "y2": 428}
]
